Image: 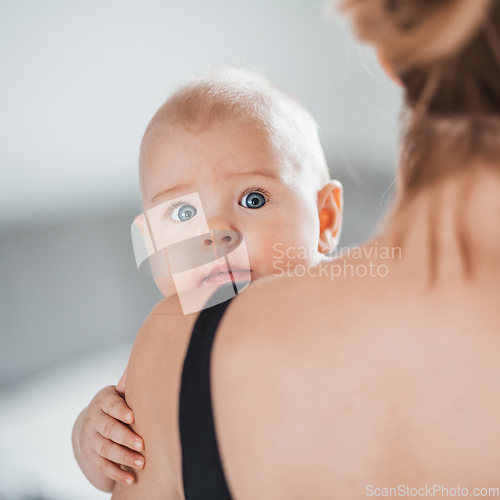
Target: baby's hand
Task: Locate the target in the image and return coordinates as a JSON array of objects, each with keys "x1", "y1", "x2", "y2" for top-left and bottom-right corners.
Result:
[{"x1": 75, "y1": 369, "x2": 145, "y2": 486}]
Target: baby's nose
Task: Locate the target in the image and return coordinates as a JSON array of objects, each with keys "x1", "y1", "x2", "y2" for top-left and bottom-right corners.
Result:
[{"x1": 204, "y1": 229, "x2": 242, "y2": 257}]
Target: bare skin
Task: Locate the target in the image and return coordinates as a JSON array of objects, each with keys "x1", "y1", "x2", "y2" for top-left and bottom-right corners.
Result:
[{"x1": 112, "y1": 170, "x2": 500, "y2": 499}]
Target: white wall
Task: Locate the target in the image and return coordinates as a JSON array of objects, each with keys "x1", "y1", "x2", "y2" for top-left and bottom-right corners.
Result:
[{"x1": 0, "y1": 0, "x2": 402, "y2": 227}]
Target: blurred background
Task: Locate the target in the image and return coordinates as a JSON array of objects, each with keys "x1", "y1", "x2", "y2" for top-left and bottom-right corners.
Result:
[{"x1": 0, "y1": 0, "x2": 401, "y2": 498}]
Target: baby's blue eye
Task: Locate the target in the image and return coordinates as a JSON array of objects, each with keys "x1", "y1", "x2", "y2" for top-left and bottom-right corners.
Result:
[
  {"x1": 241, "y1": 192, "x2": 267, "y2": 209},
  {"x1": 171, "y1": 204, "x2": 197, "y2": 222}
]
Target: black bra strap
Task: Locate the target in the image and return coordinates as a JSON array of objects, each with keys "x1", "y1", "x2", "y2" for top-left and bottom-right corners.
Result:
[{"x1": 179, "y1": 285, "x2": 236, "y2": 500}]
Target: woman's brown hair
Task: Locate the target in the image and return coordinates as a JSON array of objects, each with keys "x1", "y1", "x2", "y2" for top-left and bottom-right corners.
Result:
[{"x1": 341, "y1": 0, "x2": 500, "y2": 278}]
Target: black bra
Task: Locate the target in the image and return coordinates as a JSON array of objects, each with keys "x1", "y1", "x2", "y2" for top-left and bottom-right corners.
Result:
[{"x1": 179, "y1": 284, "x2": 236, "y2": 500}]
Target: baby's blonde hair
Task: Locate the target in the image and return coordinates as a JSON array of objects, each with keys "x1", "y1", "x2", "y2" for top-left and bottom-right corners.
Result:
[{"x1": 140, "y1": 68, "x2": 330, "y2": 195}]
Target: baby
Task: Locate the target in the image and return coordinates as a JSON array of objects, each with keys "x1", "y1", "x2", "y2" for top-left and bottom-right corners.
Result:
[{"x1": 72, "y1": 68, "x2": 343, "y2": 491}]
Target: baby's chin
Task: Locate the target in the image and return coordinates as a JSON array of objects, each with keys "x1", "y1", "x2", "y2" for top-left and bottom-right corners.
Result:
[{"x1": 153, "y1": 276, "x2": 177, "y2": 299}]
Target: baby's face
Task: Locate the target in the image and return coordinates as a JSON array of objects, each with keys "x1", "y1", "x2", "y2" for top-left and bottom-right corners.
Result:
[{"x1": 140, "y1": 119, "x2": 324, "y2": 298}]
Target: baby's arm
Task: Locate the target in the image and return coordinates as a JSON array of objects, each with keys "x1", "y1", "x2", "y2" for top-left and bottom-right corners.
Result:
[
  {"x1": 110, "y1": 294, "x2": 196, "y2": 499},
  {"x1": 72, "y1": 368, "x2": 145, "y2": 491}
]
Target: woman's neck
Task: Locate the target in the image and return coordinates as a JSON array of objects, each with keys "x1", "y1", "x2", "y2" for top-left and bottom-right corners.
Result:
[{"x1": 375, "y1": 167, "x2": 500, "y2": 285}]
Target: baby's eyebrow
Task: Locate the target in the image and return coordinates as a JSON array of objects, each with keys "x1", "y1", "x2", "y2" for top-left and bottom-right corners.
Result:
[
  {"x1": 234, "y1": 170, "x2": 279, "y2": 179},
  {"x1": 151, "y1": 183, "x2": 191, "y2": 203}
]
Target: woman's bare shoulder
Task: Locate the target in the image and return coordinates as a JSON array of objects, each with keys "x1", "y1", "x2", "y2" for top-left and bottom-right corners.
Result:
[
  {"x1": 210, "y1": 274, "x2": 350, "y2": 498},
  {"x1": 211, "y1": 269, "x2": 409, "y2": 498},
  {"x1": 215, "y1": 272, "x2": 346, "y2": 349},
  {"x1": 212, "y1": 266, "x2": 500, "y2": 496},
  {"x1": 112, "y1": 295, "x2": 199, "y2": 500}
]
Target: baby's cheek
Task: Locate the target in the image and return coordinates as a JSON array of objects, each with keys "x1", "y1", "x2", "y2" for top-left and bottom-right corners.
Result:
[
  {"x1": 153, "y1": 276, "x2": 177, "y2": 299},
  {"x1": 280, "y1": 225, "x2": 320, "y2": 269},
  {"x1": 242, "y1": 207, "x2": 318, "y2": 278},
  {"x1": 254, "y1": 236, "x2": 314, "y2": 279}
]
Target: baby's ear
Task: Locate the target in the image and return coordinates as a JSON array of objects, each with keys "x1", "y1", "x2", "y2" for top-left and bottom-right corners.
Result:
[{"x1": 317, "y1": 180, "x2": 343, "y2": 254}]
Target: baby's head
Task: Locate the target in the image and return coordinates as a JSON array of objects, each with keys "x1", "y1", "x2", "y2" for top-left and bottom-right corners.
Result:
[{"x1": 137, "y1": 68, "x2": 342, "y2": 300}]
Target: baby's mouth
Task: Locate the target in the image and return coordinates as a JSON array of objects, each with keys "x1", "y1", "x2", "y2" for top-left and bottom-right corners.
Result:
[{"x1": 201, "y1": 266, "x2": 253, "y2": 287}]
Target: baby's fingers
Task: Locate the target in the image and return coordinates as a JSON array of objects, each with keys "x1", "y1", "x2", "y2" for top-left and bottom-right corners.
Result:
[
  {"x1": 91, "y1": 431, "x2": 145, "y2": 471},
  {"x1": 97, "y1": 412, "x2": 144, "y2": 452},
  {"x1": 87, "y1": 448, "x2": 137, "y2": 485},
  {"x1": 101, "y1": 392, "x2": 135, "y2": 425}
]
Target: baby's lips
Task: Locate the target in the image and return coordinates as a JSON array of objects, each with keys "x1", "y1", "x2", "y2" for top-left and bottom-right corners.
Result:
[
  {"x1": 201, "y1": 266, "x2": 253, "y2": 287},
  {"x1": 205, "y1": 261, "x2": 251, "y2": 279}
]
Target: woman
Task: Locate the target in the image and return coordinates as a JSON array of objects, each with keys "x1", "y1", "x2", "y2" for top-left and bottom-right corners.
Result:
[{"x1": 111, "y1": 0, "x2": 500, "y2": 498}]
